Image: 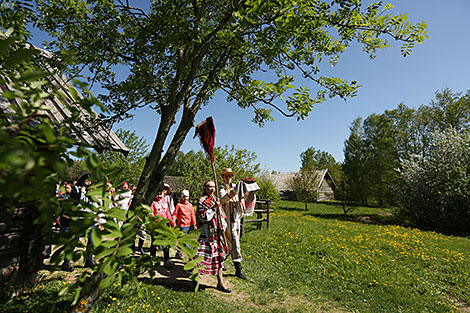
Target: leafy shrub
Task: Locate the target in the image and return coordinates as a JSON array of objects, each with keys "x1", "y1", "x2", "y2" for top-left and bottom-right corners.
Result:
[
  {"x1": 397, "y1": 129, "x2": 470, "y2": 233},
  {"x1": 256, "y1": 176, "x2": 280, "y2": 205}
]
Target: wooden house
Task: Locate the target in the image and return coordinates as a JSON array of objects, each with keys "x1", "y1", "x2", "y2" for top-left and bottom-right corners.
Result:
[{"x1": 269, "y1": 169, "x2": 337, "y2": 201}]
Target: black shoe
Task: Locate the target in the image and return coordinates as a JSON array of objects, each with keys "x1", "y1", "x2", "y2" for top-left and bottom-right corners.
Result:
[
  {"x1": 236, "y1": 269, "x2": 247, "y2": 279},
  {"x1": 61, "y1": 262, "x2": 74, "y2": 272},
  {"x1": 216, "y1": 285, "x2": 232, "y2": 293},
  {"x1": 85, "y1": 259, "x2": 96, "y2": 268},
  {"x1": 234, "y1": 262, "x2": 247, "y2": 279}
]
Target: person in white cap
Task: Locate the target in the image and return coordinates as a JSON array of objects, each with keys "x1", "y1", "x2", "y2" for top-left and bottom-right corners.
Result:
[
  {"x1": 219, "y1": 168, "x2": 247, "y2": 279},
  {"x1": 170, "y1": 189, "x2": 197, "y2": 259}
]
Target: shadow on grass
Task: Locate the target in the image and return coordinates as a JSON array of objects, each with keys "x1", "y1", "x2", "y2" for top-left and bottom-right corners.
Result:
[
  {"x1": 278, "y1": 203, "x2": 400, "y2": 226},
  {"x1": 138, "y1": 260, "x2": 196, "y2": 292},
  {"x1": 304, "y1": 211, "x2": 399, "y2": 226},
  {"x1": 0, "y1": 286, "x2": 72, "y2": 313}
]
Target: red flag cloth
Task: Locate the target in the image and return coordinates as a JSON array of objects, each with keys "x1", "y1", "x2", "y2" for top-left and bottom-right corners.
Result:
[{"x1": 194, "y1": 116, "x2": 216, "y2": 162}]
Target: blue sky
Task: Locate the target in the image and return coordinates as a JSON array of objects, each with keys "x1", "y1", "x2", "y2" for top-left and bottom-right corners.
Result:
[{"x1": 30, "y1": 0, "x2": 470, "y2": 173}]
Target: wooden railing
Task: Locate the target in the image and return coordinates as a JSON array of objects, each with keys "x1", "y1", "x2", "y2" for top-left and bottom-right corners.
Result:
[{"x1": 244, "y1": 199, "x2": 273, "y2": 230}]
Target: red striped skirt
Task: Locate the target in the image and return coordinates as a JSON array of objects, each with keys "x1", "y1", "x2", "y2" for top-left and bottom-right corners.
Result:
[{"x1": 196, "y1": 240, "x2": 225, "y2": 275}]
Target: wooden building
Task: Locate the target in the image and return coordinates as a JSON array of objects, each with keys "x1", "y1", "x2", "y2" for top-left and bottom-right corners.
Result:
[{"x1": 270, "y1": 169, "x2": 337, "y2": 201}]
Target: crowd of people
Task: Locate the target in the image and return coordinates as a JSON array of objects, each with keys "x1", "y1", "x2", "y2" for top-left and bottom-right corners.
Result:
[{"x1": 54, "y1": 168, "x2": 259, "y2": 293}]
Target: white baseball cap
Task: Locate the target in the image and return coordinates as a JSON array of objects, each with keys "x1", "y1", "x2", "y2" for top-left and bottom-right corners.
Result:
[{"x1": 182, "y1": 189, "x2": 190, "y2": 197}]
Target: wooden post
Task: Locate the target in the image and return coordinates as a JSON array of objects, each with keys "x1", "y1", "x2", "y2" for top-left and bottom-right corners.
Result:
[{"x1": 266, "y1": 200, "x2": 270, "y2": 229}]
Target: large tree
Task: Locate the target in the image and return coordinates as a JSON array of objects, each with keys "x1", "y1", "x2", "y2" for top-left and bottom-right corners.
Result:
[
  {"x1": 300, "y1": 146, "x2": 341, "y2": 183},
  {"x1": 362, "y1": 113, "x2": 399, "y2": 205},
  {"x1": 343, "y1": 117, "x2": 368, "y2": 204},
  {"x1": 33, "y1": 0, "x2": 428, "y2": 209}
]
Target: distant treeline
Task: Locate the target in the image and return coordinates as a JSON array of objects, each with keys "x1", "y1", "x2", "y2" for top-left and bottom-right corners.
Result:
[{"x1": 341, "y1": 89, "x2": 470, "y2": 232}]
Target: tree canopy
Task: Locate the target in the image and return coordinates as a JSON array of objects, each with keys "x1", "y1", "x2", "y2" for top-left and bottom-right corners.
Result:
[
  {"x1": 300, "y1": 146, "x2": 341, "y2": 183},
  {"x1": 167, "y1": 144, "x2": 261, "y2": 197},
  {"x1": 342, "y1": 88, "x2": 470, "y2": 207},
  {"x1": 33, "y1": 0, "x2": 428, "y2": 208},
  {"x1": 97, "y1": 128, "x2": 149, "y2": 186}
]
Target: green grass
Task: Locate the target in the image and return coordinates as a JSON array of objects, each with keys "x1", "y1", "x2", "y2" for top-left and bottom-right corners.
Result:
[{"x1": 2, "y1": 200, "x2": 469, "y2": 312}]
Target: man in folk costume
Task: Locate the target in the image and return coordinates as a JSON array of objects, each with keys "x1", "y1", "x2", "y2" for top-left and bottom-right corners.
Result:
[{"x1": 219, "y1": 168, "x2": 258, "y2": 279}]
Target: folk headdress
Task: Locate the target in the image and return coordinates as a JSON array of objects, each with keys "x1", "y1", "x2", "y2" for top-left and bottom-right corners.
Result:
[{"x1": 194, "y1": 116, "x2": 216, "y2": 162}]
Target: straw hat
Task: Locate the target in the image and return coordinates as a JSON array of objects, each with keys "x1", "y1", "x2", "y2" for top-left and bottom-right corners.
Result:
[{"x1": 219, "y1": 168, "x2": 236, "y2": 176}]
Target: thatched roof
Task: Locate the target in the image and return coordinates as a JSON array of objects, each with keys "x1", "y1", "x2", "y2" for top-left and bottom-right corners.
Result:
[{"x1": 0, "y1": 47, "x2": 129, "y2": 155}]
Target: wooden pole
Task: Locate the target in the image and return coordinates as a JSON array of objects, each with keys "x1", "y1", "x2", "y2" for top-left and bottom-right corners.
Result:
[
  {"x1": 211, "y1": 161, "x2": 228, "y2": 253},
  {"x1": 211, "y1": 162, "x2": 219, "y2": 198}
]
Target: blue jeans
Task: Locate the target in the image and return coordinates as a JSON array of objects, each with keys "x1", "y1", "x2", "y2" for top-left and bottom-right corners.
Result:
[{"x1": 180, "y1": 226, "x2": 190, "y2": 249}]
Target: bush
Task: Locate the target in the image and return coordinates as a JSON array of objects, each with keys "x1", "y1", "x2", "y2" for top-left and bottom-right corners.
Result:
[
  {"x1": 397, "y1": 128, "x2": 470, "y2": 233},
  {"x1": 256, "y1": 177, "x2": 280, "y2": 205}
]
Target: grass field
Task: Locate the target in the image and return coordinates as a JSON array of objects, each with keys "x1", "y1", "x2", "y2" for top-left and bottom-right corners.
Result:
[{"x1": 2, "y1": 201, "x2": 469, "y2": 312}]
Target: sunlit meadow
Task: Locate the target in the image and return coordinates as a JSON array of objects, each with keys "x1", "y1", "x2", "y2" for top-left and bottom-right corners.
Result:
[{"x1": 1, "y1": 201, "x2": 469, "y2": 312}]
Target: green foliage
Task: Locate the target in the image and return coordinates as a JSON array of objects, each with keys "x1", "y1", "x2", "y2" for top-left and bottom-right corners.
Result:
[
  {"x1": 0, "y1": 10, "x2": 199, "y2": 312},
  {"x1": 362, "y1": 113, "x2": 400, "y2": 206},
  {"x1": 397, "y1": 129, "x2": 470, "y2": 233},
  {"x1": 96, "y1": 128, "x2": 149, "y2": 186},
  {"x1": 256, "y1": 176, "x2": 281, "y2": 205},
  {"x1": 343, "y1": 89, "x2": 470, "y2": 207},
  {"x1": 34, "y1": 0, "x2": 428, "y2": 125},
  {"x1": 167, "y1": 145, "x2": 261, "y2": 197},
  {"x1": 300, "y1": 146, "x2": 342, "y2": 183},
  {"x1": 0, "y1": 8, "x2": 74, "y2": 218},
  {"x1": 65, "y1": 160, "x2": 90, "y2": 182},
  {"x1": 289, "y1": 168, "x2": 319, "y2": 209},
  {"x1": 343, "y1": 117, "x2": 368, "y2": 205}
]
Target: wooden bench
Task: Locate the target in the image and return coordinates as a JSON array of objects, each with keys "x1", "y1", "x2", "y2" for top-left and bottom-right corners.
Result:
[{"x1": 244, "y1": 199, "x2": 273, "y2": 230}]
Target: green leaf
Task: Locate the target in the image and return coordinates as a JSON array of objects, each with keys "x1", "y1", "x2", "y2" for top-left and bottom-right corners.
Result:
[
  {"x1": 95, "y1": 247, "x2": 114, "y2": 260},
  {"x1": 183, "y1": 260, "x2": 197, "y2": 270},
  {"x1": 69, "y1": 86, "x2": 79, "y2": 101},
  {"x1": 106, "y1": 207, "x2": 127, "y2": 220},
  {"x1": 101, "y1": 240, "x2": 118, "y2": 248},
  {"x1": 91, "y1": 227, "x2": 102, "y2": 247},
  {"x1": 115, "y1": 247, "x2": 133, "y2": 257},
  {"x1": 58, "y1": 286, "x2": 69, "y2": 296},
  {"x1": 71, "y1": 286, "x2": 83, "y2": 305},
  {"x1": 98, "y1": 275, "x2": 115, "y2": 289},
  {"x1": 103, "y1": 259, "x2": 118, "y2": 276}
]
